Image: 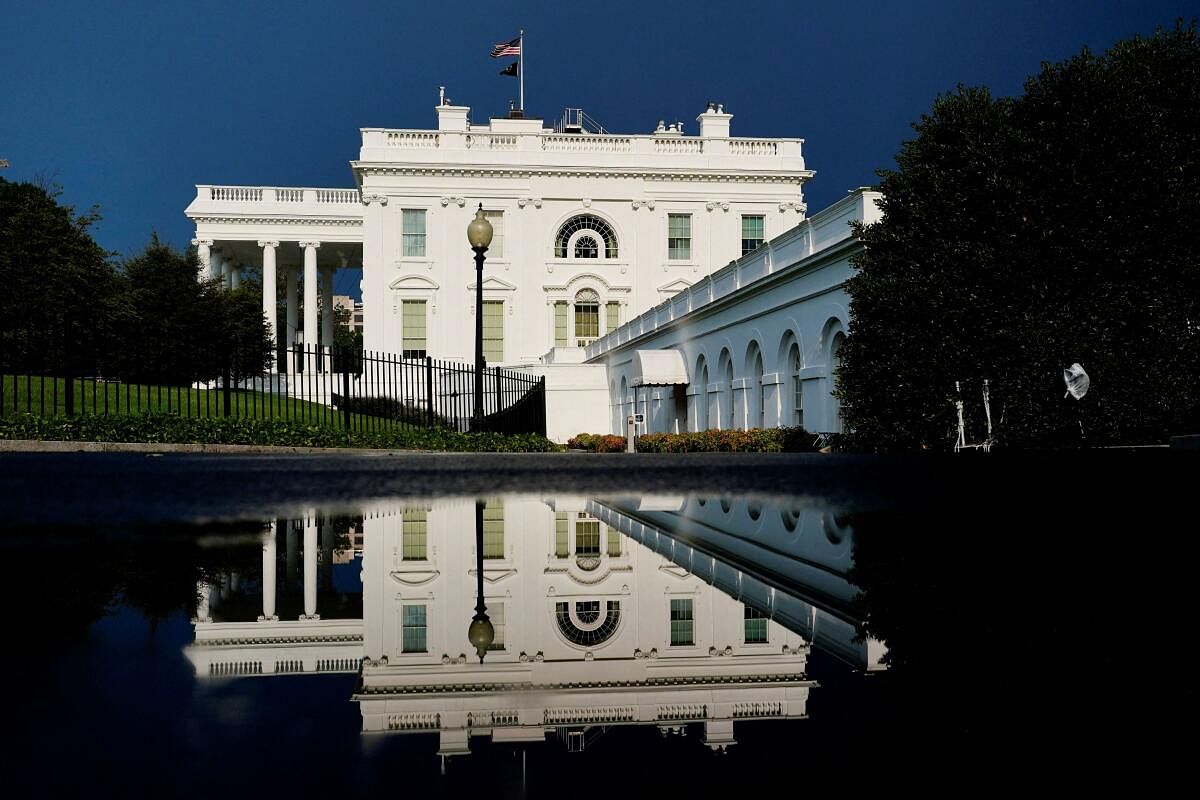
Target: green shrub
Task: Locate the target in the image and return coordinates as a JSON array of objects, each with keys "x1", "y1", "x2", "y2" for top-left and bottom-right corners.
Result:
[
  {"x1": 332, "y1": 394, "x2": 453, "y2": 429},
  {"x1": 568, "y1": 427, "x2": 817, "y2": 453},
  {"x1": 0, "y1": 412, "x2": 564, "y2": 452}
]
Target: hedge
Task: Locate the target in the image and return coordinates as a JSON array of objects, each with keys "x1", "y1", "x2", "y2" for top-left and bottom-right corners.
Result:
[
  {"x1": 568, "y1": 427, "x2": 819, "y2": 453},
  {"x1": 0, "y1": 412, "x2": 564, "y2": 452}
]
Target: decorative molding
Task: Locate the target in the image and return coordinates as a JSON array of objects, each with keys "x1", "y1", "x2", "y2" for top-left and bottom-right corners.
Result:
[
  {"x1": 541, "y1": 272, "x2": 631, "y2": 294},
  {"x1": 298, "y1": 241, "x2": 321, "y2": 250},
  {"x1": 389, "y1": 569, "x2": 440, "y2": 586},
  {"x1": 299, "y1": 613, "x2": 321, "y2": 620},
  {"x1": 778, "y1": 201, "x2": 808, "y2": 215},
  {"x1": 361, "y1": 194, "x2": 389, "y2": 206},
  {"x1": 707, "y1": 645, "x2": 735, "y2": 657},
  {"x1": 388, "y1": 273, "x2": 440, "y2": 291},
  {"x1": 189, "y1": 216, "x2": 363, "y2": 227},
  {"x1": 440, "y1": 196, "x2": 466, "y2": 207},
  {"x1": 356, "y1": 671, "x2": 813, "y2": 696},
  {"x1": 355, "y1": 165, "x2": 814, "y2": 184},
  {"x1": 581, "y1": 198, "x2": 592, "y2": 207},
  {"x1": 517, "y1": 197, "x2": 543, "y2": 208},
  {"x1": 705, "y1": 200, "x2": 731, "y2": 212},
  {"x1": 255, "y1": 614, "x2": 279, "y2": 622},
  {"x1": 467, "y1": 275, "x2": 518, "y2": 292},
  {"x1": 517, "y1": 650, "x2": 545, "y2": 663},
  {"x1": 441, "y1": 653, "x2": 470, "y2": 664},
  {"x1": 256, "y1": 240, "x2": 279, "y2": 248},
  {"x1": 191, "y1": 238, "x2": 213, "y2": 247},
  {"x1": 631, "y1": 199, "x2": 656, "y2": 210}
]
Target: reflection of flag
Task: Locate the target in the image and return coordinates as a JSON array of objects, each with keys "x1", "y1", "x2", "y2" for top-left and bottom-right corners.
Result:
[
  {"x1": 499, "y1": 61, "x2": 518, "y2": 77},
  {"x1": 490, "y1": 37, "x2": 521, "y2": 58}
]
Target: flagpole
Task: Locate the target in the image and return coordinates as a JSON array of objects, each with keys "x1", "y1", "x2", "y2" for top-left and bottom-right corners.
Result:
[{"x1": 519, "y1": 29, "x2": 524, "y2": 112}]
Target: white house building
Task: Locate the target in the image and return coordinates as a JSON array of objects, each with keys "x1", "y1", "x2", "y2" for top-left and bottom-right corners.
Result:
[
  {"x1": 185, "y1": 98, "x2": 811, "y2": 366},
  {"x1": 185, "y1": 492, "x2": 882, "y2": 757}
]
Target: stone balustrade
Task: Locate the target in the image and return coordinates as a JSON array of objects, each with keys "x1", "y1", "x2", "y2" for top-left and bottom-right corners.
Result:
[{"x1": 194, "y1": 185, "x2": 362, "y2": 206}]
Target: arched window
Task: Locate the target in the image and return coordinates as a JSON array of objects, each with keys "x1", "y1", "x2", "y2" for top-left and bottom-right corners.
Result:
[
  {"x1": 694, "y1": 356, "x2": 709, "y2": 432},
  {"x1": 555, "y1": 600, "x2": 621, "y2": 646},
  {"x1": 555, "y1": 214, "x2": 619, "y2": 259},
  {"x1": 574, "y1": 288, "x2": 600, "y2": 346},
  {"x1": 788, "y1": 342, "x2": 803, "y2": 428},
  {"x1": 574, "y1": 235, "x2": 599, "y2": 258}
]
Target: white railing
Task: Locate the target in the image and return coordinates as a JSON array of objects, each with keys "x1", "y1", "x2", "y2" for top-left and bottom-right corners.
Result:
[
  {"x1": 277, "y1": 188, "x2": 304, "y2": 202},
  {"x1": 386, "y1": 131, "x2": 440, "y2": 147},
  {"x1": 316, "y1": 188, "x2": 359, "y2": 203},
  {"x1": 211, "y1": 187, "x2": 262, "y2": 202},
  {"x1": 467, "y1": 134, "x2": 518, "y2": 150},
  {"x1": 654, "y1": 138, "x2": 704, "y2": 155},
  {"x1": 729, "y1": 139, "x2": 779, "y2": 156},
  {"x1": 543, "y1": 134, "x2": 632, "y2": 153}
]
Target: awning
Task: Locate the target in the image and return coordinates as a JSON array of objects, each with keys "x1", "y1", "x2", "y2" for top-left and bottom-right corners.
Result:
[{"x1": 630, "y1": 349, "x2": 689, "y2": 387}]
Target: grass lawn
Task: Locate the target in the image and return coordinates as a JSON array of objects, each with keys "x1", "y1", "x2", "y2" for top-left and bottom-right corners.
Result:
[{"x1": 0, "y1": 374, "x2": 364, "y2": 427}]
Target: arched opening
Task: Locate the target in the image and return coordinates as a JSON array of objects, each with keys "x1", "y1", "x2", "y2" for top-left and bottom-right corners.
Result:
[
  {"x1": 694, "y1": 355, "x2": 709, "y2": 432},
  {"x1": 555, "y1": 214, "x2": 620, "y2": 259},
  {"x1": 746, "y1": 341, "x2": 764, "y2": 429},
  {"x1": 788, "y1": 341, "x2": 803, "y2": 428},
  {"x1": 830, "y1": 332, "x2": 845, "y2": 433},
  {"x1": 718, "y1": 349, "x2": 734, "y2": 430},
  {"x1": 574, "y1": 235, "x2": 599, "y2": 259}
]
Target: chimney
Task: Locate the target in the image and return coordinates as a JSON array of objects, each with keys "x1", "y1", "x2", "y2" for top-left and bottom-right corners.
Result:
[
  {"x1": 436, "y1": 102, "x2": 469, "y2": 132},
  {"x1": 696, "y1": 102, "x2": 732, "y2": 138}
]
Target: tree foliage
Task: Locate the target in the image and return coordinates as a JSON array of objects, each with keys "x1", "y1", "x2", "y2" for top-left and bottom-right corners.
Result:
[{"x1": 840, "y1": 23, "x2": 1200, "y2": 449}]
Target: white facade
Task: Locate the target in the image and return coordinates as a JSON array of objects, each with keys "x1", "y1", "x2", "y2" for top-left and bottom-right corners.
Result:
[
  {"x1": 185, "y1": 100, "x2": 811, "y2": 366},
  {"x1": 185, "y1": 491, "x2": 882, "y2": 756},
  {"x1": 585, "y1": 189, "x2": 883, "y2": 436}
]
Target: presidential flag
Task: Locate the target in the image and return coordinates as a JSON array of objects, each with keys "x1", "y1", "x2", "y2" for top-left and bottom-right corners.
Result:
[
  {"x1": 490, "y1": 36, "x2": 521, "y2": 58},
  {"x1": 499, "y1": 61, "x2": 518, "y2": 77}
]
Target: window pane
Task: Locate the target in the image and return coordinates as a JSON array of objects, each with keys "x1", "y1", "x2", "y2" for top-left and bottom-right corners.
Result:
[
  {"x1": 744, "y1": 605, "x2": 768, "y2": 644},
  {"x1": 607, "y1": 528, "x2": 621, "y2": 557},
  {"x1": 575, "y1": 516, "x2": 600, "y2": 555},
  {"x1": 605, "y1": 302, "x2": 619, "y2": 333},
  {"x1": 670, "y1": 598, "x2": 694, "y2": 646},
  {"x1": 483, "y1": 210, "x2": 503, "y2": 258},
  {"x1": 741, "y1": 214, "x2": 765, "y2": 256},
  {"x1": 487, "y1": 602, "x2": 505, "y2": 651},
  {"x1": 555, "y1": 512, "x2": 569, "y2": 557},
  {"x1": 483, "y1": 300, "x2": 504, "y2": 363},
  {"x1": 401, "y1": 508, "x2": 427, "y2": 560},
  {"x1": 574, "y1": 235, "x2": 599, "y2": 258},
  {"x1": 668, "y1": 214, "x2": 691, "y2": 260},
  {"x1": 554, "y1": 302, "x2": 568, "y2": 347},
  {"x1": 574, "y1": 304, "x2": 599, "y2": 340},
  {"x1": 483, "y1": 498, "x2": 504, "y2": 559},
  {"x1": 402, "y1": 604, "x2": 427, "y2": 652},
  {"x1": 402, "y1": 209, "x2": 426, "y2": 257},
  {"x1": 401, "y1": 300, "x2": 427, "y2": 358}
]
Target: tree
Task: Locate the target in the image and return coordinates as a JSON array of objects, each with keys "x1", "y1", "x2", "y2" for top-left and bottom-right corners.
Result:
[
  {"x1": 0, "y1": 177, "x2": 123, "y2": 375},
  {"x1": 839, "y1": 23, "x2": 1200, "y2": 449}
]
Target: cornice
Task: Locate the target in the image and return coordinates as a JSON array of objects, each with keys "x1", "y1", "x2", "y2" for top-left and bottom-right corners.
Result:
[
  {"x1": 355, "y1": 672, "x2": 812, "y2": 696},
  {"x1": 192, "y1": 633, "x2": 363, "y2": 647},
  {"x1": 188, "y1": 216, "x2": 363, "y2": 227},
  {"x1": 352, "y1": 163, "x2": 813, "y2": 184}
]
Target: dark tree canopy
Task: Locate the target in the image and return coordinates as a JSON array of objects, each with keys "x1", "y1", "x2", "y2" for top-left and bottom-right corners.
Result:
[{"x1": 840, "y1": 23, "x2": 1200, "y2": 449}]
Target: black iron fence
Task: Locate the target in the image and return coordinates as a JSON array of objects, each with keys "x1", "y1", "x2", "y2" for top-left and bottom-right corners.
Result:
[{"x1": 0, "y1": 342, "x2": 546, "y2": 436}]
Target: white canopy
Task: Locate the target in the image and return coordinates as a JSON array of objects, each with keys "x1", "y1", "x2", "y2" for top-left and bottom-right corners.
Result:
[{"x1": 630, "y1": 349, "x2": 689, "y2": 387}]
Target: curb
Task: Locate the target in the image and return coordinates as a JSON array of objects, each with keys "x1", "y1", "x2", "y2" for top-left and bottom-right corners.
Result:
[{"x1": 0, "y1": 439, "x2": 434, "y2": 456}]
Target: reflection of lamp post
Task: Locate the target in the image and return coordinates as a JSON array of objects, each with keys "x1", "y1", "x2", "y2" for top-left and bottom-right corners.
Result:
[
  {"x1": 467, "y1": 498, "x2": 494, "y2": 662},
  {"x1": 466, "y1": 205, "x2": 493, "y2": 432}
]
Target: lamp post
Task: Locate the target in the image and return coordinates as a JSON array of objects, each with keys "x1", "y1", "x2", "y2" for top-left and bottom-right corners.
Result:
[
  {"x1": 466, "y1": 205, "x2": 493, "y2": 432},
  {"x1": 467, "y1": 498, "x2": 494, "y2": 662}
]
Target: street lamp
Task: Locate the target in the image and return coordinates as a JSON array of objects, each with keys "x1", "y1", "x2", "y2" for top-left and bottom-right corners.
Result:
[
  {"x1": 467, "y1": 499, "x2": 494, "y2": 662},
  {"x1": 466, "y1": 205, "x2": 493, "y2": 432}
]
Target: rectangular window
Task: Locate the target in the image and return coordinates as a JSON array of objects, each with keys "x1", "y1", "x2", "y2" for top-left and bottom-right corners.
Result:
[
  {"x1": 607, "y1": 528, "x2": 621, "y2": 557},
  {"x1": 401, "y1": 299, "x2": 427, "y2": 358},
  {"x1": 402, "y1": 209, "x2": 427, "y2": 257},
  {"x1": 483, "y1": 300, "x2": 504, "y2": 363},
  {"x1": 744, "y1": 605, "x2": 768, "y2": 644},
  {"x1": 741, "y1": 214, "x2": 765, "y2": 256},
  {"x1": 605, "y1": 301, "x2": 620, "y2": 333},
  {"x1": 575, "y1": 514, "x2": 600, "y2": 555},
  {"x1": 668, "y1": 214, "x2": 691, "y2": 260},
  {"x1": 670, "y1": 598, "x2": 694, "y2": 646},
  {"x1": 574, "y1": 303, "x2": 599, "y2": 342},
  {"x1": 483, "y1": 499, "x2": 504, "y2": 559},
  {"x1": 554, "y1": 512, "x2": 569, "y2": 558},
  {"x1": 402, "y1": 604, "x2": 427, "y2": 652},
  {"x1": 554, "y1": 302, "x2": 568, "y2": 347},
  {"x1": 401, "y1": 508, "x2": 427, "y2": 560},
  {"x1": 483, "y1": 210, "x2": 503, "y2": 258},
  {"x1": 487, "y1": 602, "x2": 505, "y2": 651}
]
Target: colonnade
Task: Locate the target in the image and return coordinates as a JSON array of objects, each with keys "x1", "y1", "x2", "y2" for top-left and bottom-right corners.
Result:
[{"x1": 190, "y1": 239, "x2": 338, "y2": 371}]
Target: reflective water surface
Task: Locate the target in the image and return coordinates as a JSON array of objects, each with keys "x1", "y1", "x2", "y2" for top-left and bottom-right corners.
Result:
[{"x1": 2, "y1": 452, "x2": 1195, "y2": 794}]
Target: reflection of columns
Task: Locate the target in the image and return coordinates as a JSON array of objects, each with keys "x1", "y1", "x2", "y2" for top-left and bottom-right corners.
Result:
[
  {"x1": 192, "y1": 239, "x2": 213, "y2": 281},
  {"x1": 301, "y1": 513, "x2": 320, "y2": 620},
  {"x1": 259, "y1": 521, "x2": 278, "y2": 621},
  {"x1": 195, "y1": 580, "x2": 212, "y2": 623},
  {"x1": 230, "y1": 261, "x2": 242, "y2": 290},
  {"x1": 286, "y1": 518, "x2": 298, "y2": 585},
  {"x1": 259, "y1": 241, "x2": 278, "y2": 353},
  {"x1": 320, "y1": 266, "x2": 334, "y2": 350},
  {"x1": 285, "y1": 266, "x2": 298, "y2": 350}
]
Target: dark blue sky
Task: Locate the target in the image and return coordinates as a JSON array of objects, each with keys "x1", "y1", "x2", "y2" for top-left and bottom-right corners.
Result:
[{"x1": 3, "y1": 0, "x2": 1192, "y2": 293}]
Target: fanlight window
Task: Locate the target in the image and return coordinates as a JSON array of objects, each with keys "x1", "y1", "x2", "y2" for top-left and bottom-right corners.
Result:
[
  {"x1": 555, "y1": 600, "x2": 621, "y2": 646},
  {"x1": 555, "y1": 214, "x2": 619, "y2": 258}
]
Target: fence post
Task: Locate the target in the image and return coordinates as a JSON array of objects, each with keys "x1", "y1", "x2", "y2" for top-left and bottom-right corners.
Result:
[
  {"x1": 341, "y1": 348, "x2": 352, "y2": 430},
  {"x1": 425, "y1": 355, "x2": 434, "y2": 426},
  {"x1": 494, "y1": 368, "x2": 503, "y2": 429}
]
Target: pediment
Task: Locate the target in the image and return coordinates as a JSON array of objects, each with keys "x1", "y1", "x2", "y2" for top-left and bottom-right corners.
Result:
[
  {"x1": 467, "y1": 276, "x2": 518, "y2": 291},
  {"x1": 658, "y1": 564, "x2": 692, "y2": 580},
  {"x1": 390, "y1": 569, "x2": 440, "y2": 586},
  {"x1": 657, "y1": 278, "x2": 693, "y2": 293},
  {"x1": 389, "y1": 274, "x2": 440, "y2": 291}
]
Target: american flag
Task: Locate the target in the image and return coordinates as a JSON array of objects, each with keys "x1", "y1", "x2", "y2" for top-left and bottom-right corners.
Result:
[{"x1": 490, "y1": 36, "x2": 521, "y2": 58}]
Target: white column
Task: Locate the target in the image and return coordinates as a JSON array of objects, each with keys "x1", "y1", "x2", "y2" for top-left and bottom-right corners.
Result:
[
  {"x1": 302, "y1": 513, "x2": 320, "y2": 620},
  {"x1": 192, "y1": 239, "x2": 213, "y2": 281},
  {"x1": 218, "y1": 252, "x2": 231, "y2": 287},
  {"x1": 260, "y1": 521, "x2": 278, "y2": 621},
  {"x1": 259, "y1": 241, "x2": 278, "y2": 355},
  {"x1": 230, "y1": 262, "x2": 242, "y2": 290},
  {"x1": 301, "y1": 242, "x2": 320, "y2": 369},
  {"x1": 286, "y1": 518, "x2": 298, "y2": 584}
]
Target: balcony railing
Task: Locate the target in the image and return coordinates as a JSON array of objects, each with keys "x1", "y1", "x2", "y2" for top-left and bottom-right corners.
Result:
[{"x1": 195, "y1": 186, "x2": 362, "y2": 205}]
